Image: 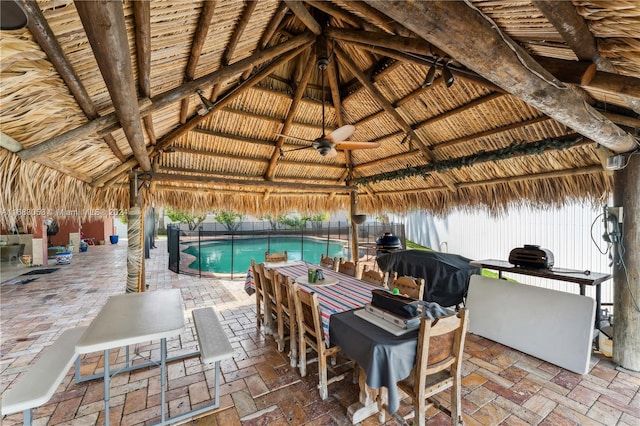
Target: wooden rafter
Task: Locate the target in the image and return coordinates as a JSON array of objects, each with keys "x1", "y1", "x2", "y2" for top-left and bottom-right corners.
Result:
[
  {"x1": 22, "y1": 0, "x2": 126, "y2": 163},
  {"x1": 161, "y1": 166, "x2": 345, "y2": 181},
  {"x1": 74, "y1": 0, "x2": 151, "y2": 171},
  {"x1": 306, "y1": 0, "x2": 378, "y2": 31},
  {"x1": 264, "y1": 49, "x2": 316, "y2": 180},
  {"x1": 179, "y1": 0, "x2": 217, "y2": 124},
  {"x1": 132, "y1": 0, "x2": 156, "y2": 144},
  {"x1": 333, "y1": 44, "x2": 432, "y2": 161},
  {"x1": 284, "y1": 0, "x2": 322, "y2": 35},
  {"x1": 148, "y1": 172, "x2": 354, "y2": 192},
  {"x1": 19, "y1": 33, "x2": 315, "y2": 163},
  {"x1": 335, "y1": 0, "x2": 404, "y2": 35},
  {"x1": 223, "y1": 1, "x2": 257, "y2": 66},
  {"x1": 95, "y1": 42, "x2": 312, "y2": 188},
  {"x1": 365, "y1": 0, "x2": 638, "y2": 154},
  {"x1": 334, "y1": 43, "x2": 458, "y2": 192},
  {"x1": 241, "y1": 2, "x2": 290, "y2": 81},
  {"x1": 326, "y1": 27, "x2": 431, "y2": 57},
  {"x1": 260, "y1": 2, "x2": 290, "y2": 49},
  {"x1": 351, "y1": 42, "x2": 505, "y2": 93}
]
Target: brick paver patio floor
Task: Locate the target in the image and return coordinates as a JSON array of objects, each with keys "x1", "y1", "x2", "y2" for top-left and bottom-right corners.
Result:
[{"x1": 1, "y1": 239, "x2": 638, "y2": 425}]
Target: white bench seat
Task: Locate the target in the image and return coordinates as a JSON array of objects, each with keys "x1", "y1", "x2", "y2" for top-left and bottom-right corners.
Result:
[
  {"x1": 1, "y1": 326, "x2": 87, "y2": 424},
  {"x1": 157, "y1": 307, "x2": 233, "y2": 425},
  {"x1": 192, "y1": 307, "x2": 234, "y2": 363}
]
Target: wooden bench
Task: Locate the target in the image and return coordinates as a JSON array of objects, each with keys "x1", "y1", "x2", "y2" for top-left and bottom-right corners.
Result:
[
  {"x1": 161, "y1": 307, "x2": 233, "y2": 424},
  {"x1": 1, "y1": 326, "x2": 87, "y2": 425}
]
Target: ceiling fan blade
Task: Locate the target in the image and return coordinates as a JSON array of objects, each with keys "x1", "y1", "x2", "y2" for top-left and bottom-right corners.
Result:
[
  {"x1": 326, "y1": 124, "x2": 355, "y2": 143},
  {"x1": 334, "y1": 141, "x2": 381, "y2": 150},
  {"x1": 275, "y1": 133, "x2": 313, "y2": 143},
  {"x1": 325, "y1": 148, "x2": 338, "y2": 158}
]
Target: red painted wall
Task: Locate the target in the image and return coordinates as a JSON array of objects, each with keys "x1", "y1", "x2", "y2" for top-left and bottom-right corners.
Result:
[
  {"x1": 48, "y1": 217, "x2": 80, "y2": 246},
  {"x1": 81, "y1": 216, "x2": 113, "y2": 244}
]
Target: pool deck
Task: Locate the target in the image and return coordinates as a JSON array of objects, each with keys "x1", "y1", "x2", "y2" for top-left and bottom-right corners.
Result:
[{"x1": 1, "y1": 238, "x2": 639, "y2": 425}]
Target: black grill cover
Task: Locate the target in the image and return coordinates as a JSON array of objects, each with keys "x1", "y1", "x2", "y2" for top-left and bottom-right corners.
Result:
[{"x1": 376, "y1": 250, "x2": 480, "y2": 307}]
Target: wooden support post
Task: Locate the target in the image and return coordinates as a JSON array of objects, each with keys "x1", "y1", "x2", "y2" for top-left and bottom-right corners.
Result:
[
  {"x1": 350, "y1": 191, "x2": 359, "y2": 263},
  {"x1": 126, "y1": 176, "x2": 144, "y2": 293},
  {"x1": 613, "y1": 153, "x2": 640, "y2": 371}
]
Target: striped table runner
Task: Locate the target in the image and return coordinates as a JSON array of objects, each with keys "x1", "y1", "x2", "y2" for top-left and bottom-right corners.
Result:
[{"x1": 276, "y1": 263, "x2": 380, "y2": 344}]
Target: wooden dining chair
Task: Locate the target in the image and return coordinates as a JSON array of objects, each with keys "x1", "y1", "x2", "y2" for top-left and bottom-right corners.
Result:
[
  {"x1": 390, "y1": 272, "x2": 425, "y2": 300},
  {"x1": 319, "y1": 253, "x2": 338, "y2": 271},
  {"x1": 265, "y1": 250, "x2": 288, "y2": 263},
  {"x1": 293, "y1": 284, "x2": 350, "y2": 400},
  {"x1": 338, "y1": 258, "x2": 361, "y2": 279},
  {"x1": 255, "y1": 262, "x2": 277, "y2": 334},
  {"x1": 394, "y1": 308, "x2": 469, "y2": 426},
  {"x1": 360, "y1": 265, "x2": 388, "y2": 287},
  {"x1": 273, "y1": 270, "x2": 297, "y2": 367},
  {"x1": 251, "y1": 259, "x2": 265, "y2": 329}
]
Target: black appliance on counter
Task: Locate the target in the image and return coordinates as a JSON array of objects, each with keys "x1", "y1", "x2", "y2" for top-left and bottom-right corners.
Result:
[
  {"x1": 375, "y1": 232, "x2": 403, "y2": 256},
  {"x1": 376, "y1": 250, "x2": 480, "y2": 307}
]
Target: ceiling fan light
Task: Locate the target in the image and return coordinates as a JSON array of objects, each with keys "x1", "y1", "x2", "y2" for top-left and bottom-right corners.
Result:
[
  {"x1": 442, "y1": 61, "x2": 454, "y2": 88},
  {"x1": 318, "y1": 146, "x2": 333, "y2": 156},
  {"x1": 1, "y1": 0, "x2": 28, "y2": 31}
]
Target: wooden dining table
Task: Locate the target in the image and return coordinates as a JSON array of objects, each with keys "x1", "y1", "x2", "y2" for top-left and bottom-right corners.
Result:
[{"x1": 275, "y1": 263, "x2": 453, "y2": 424}]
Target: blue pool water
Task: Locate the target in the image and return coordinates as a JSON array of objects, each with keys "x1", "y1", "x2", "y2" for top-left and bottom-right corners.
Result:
[{"x1": 183, "y1": 236, "x2": 345, "y2": 274}]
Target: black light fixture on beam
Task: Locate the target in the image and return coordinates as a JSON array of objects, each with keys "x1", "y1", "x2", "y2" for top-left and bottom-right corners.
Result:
[
  {"x1": 196, "y1": 89, "x2": 215, "y2": 115},
  {"x1": 1, "y1": 0, "x2": 28, "y2": 31},
  {"x1": 421, "y1": 57, "x2": 439, "y2": 88},
  {"x1": 442, "y1": 60, "x2": 455, "y2": 88}
]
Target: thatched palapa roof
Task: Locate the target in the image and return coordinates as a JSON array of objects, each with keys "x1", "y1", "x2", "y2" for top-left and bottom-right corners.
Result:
[{"x1": 1, "y1": 0, "x2": 639, "y2": 227}]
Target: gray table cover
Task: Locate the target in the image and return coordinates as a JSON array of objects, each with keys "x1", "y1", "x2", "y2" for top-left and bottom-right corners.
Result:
[{"x1": 329, "y1": 309, "x2": 419, "y2": 414}]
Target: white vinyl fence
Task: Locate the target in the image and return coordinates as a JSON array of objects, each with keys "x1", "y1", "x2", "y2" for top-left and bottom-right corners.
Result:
[{"x1": 396, "y1": 203, "x2": 614, "y2": 307}]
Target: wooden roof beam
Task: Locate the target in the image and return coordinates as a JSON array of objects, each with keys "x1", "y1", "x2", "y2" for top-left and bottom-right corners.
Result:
[
  {"x1": 371, "y1": 165, "x2": 602, "y2": 196},
  {"x1": 93, "y1": 40, "x2": 312, "y2": 188},
  {"x1": 179, "y1": 0, "x2": 217, "y2": 124},
  {"x1": 366, "y1": 1, "x2": 638, "y2": 154},
  {"x1": 305, "y1": 1, "x2": 378, "y2": 31},
  {"x1": 284, "y1": 1, "x2": 322, "y2": 35},
  {"x1": 325, "y1": 27, "x2": 430, "y2": 57},
  {"x1": 132, "y1": 0, "x2": 156, "y2": 144},
  {"x1": 534, "y1": 56, "x2": 640, "y2": 103},
  {"x1": 74, "y1": 0, "x2": 151, "y2": 171},
  {"x1": 335, "y1": 0, "x2": 406, "y2": 35},
  {"x1": 241, "y1": 2, "x2": 290, "y2": 81},
  {"x1": 334, "y1": 43, "x2": 457, "y2": 192},
  {"x1": 22, "y1": 0, "x2": 126, "y2": 162},
  {"x1": 148, "y1": 172, "x2": 353, "y2": 193},
  {"x1": 223, "y1": 1, "x2": 257, "y2": 66},
  {"x1": 264, "y1": 50, "x2": 316, "y2": 180},
  {"x1": 532, "y1": 0, "x2": 640, "y2": 114},
  {"x1": 260, "y1": 3, "x2": 290, "y2": 49},
  {"x1": 161, "y1": 166, "x2": 345, "y2": 183},
  {"x1": 19, "y1": 33, "x2": 315, "y2": 164},
  {"x1": 334, "y1": 45, "x2": 434, "y2": 161}
]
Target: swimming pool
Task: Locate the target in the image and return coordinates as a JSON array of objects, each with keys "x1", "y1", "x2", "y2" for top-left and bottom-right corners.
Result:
[{"x1": 183, "y1": 236, "x2": 345, "y2": 274}]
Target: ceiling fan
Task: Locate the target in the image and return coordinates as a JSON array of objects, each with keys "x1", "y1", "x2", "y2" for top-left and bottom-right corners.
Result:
[{"x1": 277, "y1": 57, "x2": 380, "y2": 158}]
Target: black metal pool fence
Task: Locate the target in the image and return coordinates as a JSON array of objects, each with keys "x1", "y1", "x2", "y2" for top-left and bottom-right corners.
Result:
[{"x1": 167, "y1": 221, "x2": 405, "y2": 279}]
